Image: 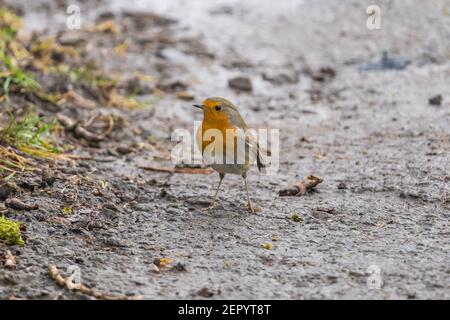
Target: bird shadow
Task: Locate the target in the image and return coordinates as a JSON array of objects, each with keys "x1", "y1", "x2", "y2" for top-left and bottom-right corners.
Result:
[{"x1": 182, "y1": 197, "x2": 250, "y2": 217}]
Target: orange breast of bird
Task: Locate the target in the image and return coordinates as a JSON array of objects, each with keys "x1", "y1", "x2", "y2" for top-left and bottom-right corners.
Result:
[{"x1": 197, "y1": 119, "x2": 238, "y2": 156}]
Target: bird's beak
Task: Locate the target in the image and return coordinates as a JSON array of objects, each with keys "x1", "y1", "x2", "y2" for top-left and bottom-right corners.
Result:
[{"x1": 193, "y1": 104, "x2": 204, "y2": 110}]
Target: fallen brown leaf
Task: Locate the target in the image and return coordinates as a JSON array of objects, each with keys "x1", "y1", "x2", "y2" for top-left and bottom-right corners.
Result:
[
  {"x1": 95, "y1": 20, "x2": 119, "y2": 34},
  {"x1": 4, "y1": 250, "x2": 17, "y2": 269},
  {"x1": 153, "y1": 257, "x2": 173, "y2": 267},
  {"x1": 62, "y1": 90, "x2": 96, "y2": 109},
  {"x1": 176, "y1": 91, "x2": 195, "y2": 101},
  {"x1": 279, "y1": 174, "x2": 324, "y2": 196}
]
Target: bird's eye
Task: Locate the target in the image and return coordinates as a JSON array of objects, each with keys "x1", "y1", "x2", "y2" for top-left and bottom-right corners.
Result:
[{"x1": 215, "y1": 105, "x2": 222, "y2": 111}]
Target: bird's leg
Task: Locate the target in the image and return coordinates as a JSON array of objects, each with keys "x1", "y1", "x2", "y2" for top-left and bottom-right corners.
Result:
[
  {"x1": 205, "y1": 173, "x2": 225, "y2": 211},
  {"x1": 242, "y1": 173, "x2": 255, "y2": 213}
]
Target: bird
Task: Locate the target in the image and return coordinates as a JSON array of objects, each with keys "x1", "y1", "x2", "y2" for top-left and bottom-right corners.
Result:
[{"x1": 193, "y1": 97, "x2": 269, "y2": 213}]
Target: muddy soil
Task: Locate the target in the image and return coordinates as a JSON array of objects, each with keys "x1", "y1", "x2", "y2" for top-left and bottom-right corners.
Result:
[{"x1": 1, "y1": 0, "x2": 449, "y2": 299}]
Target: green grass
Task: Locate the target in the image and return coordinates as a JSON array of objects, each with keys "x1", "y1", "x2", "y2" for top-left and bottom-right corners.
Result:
[
  {"x1": 68, "y1": 61, "x2": 115, "y2": 88},
  {"x1": 0, "y1": 44, "x2": 41, "y2": 94},
  {"x1": 0, "y1": 7, "x2": 41, "y2": 100},
  {"x1": 0, "y1": 108, "x2": 60, "y2": 158},
  {"x1": 2, "y1": 75, "x2": 11, "y2": 97}
]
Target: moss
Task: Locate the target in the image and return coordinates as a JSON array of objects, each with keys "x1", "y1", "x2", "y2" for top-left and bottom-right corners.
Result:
[
  {"x1": 291, "y1": 213, "x2": 303, "y2": 223},
  {"x1": 262, "y1": 243, "x2": 272, "y2": 250},
  {"x1": 0, "y1": 215, "x2": 24, "y2": 246},
  {"x1": 60, "y1": 207, "x2": 73, "y2": 215}
]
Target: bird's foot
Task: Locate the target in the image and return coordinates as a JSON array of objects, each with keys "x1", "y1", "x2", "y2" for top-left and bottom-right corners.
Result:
[
  {"x1": 203, "y1": 202, "x2": 216, "y2": 212},
  {"x1": 244, "y1": 202, "x2": 260, "y2": 213}
]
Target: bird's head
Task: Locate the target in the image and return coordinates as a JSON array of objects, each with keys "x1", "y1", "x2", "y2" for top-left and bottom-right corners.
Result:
[{"x1": 193, "y1": 97, "x2": 246, "y2": 128}]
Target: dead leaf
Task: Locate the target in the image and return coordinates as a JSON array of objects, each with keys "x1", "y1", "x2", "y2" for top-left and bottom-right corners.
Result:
[
  {"x1": 279, "y1": 174, "x2": 324, "y2": 196},
  {"x1": 176, "y1": 91, "x2": 195, "y2": 101},
  {"x1": 62, "y1": 90, "x2": 96, "y2": 109},
  {"x1": 95, "y1": 20, "x2": 119, "y2": 34},
  {"x1": 108, "y1": 89, "x2": 140, "y2": 110},
  {"x1": 153, "y1": 257, "x2": 173, "y2": 267},
  {"x1": 4, "y1": 250, "x2": 17, "y2": 269},
  {"x1": 196, "y1": 287, "x2": 214, "y2": 298}
]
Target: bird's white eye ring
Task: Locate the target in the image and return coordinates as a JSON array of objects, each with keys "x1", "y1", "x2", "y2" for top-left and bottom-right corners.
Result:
[{"x1": 215, "y1": 105, "x2": 222, "y2": 111}]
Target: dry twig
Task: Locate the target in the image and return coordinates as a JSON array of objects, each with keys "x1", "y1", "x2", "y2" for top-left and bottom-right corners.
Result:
[
  {"x1": 139, "y1": 165, "x2": 213, "y2": 174},
  {"x1": 48, "y1": 264, "x2": 142, "y2": 300}
]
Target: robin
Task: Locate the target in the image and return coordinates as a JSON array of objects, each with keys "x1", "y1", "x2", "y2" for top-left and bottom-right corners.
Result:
[{"x1": 193, "y1": 97, "x2": 269, "y2": 213}]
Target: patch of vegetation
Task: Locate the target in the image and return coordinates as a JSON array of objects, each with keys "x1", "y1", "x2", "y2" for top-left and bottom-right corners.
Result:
[
  {"x1": 262, "y1": 243, "x2": 272, "y2": 250},
  {"x1": 0, "y1": 7, "x2": 41, "y2": 100},
  {"x1": 67, "y1": 64, "x2": 150, "y2": 110},
  {"x1": 0, "y1": 7, "x2": 21, "y2": 41},
  {"x1": 30, "y1": 36, "x2": 79, "y2": 72},
  {"x1": 0, "y1": 215, "x2": 24, "y2": 246},
  {"x1": 0, "y1": 145, "x2": 31, "y2": 179},
  {"x1": 0, "y1": 47, "x2": 41, "y2": 93},
  {"x1": 291, "y1": 213, "x2": 303, "y2": 223},
  {"x1": 0, "y1": 108, "x2": 60, "y2": 159},
  {"x1": 108, "y1": 89, "x2": 148, "y2": 110},
  {"x1": 67, "y1": 61, "x2": 115, "y2": 87},
  {"x1": 60, "y1": 207, "x2": 73, "y2": 215}
]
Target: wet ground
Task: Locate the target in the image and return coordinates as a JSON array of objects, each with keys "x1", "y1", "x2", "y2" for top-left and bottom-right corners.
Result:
[{"x1": 1, "y1": 0, "x2": 449, "y2": 299}]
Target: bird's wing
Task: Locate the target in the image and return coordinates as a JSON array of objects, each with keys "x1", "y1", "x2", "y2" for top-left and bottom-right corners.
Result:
[
  {"x1": 243, "y1": 130, "x2": 272, "y2": 172},
  {"x1": 232, "y1": 127, "x2": 257, "y2": 166},
  {"x1": 244, "y1": 131, "x2": 272, "y2": 172}
]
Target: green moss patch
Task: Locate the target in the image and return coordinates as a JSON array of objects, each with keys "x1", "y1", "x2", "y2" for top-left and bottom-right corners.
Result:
[{"x1": 0, "y1": 215, "x2": 24, "y2": 246}]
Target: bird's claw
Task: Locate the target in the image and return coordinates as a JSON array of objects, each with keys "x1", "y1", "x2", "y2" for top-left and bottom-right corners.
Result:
[
  {"x1": 203, "y1": 203, "x2": 216, "y2": 211},
  {"x1": 244, "y1": 202, "x2": 259, "y2": 213}
]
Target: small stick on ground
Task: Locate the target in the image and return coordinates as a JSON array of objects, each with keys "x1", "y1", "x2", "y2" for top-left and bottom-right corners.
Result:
[
  {"x1": 48, "y1": 264, "x2": 142, "y2": 300},
  {"x1": 279, "y1": 174, "x2": 324, "y2": 196},
  {"x1": 64, "y1": 155, "x2": 117, "y2": 162},
  {"x1": 139, "y1": 165, "x2": 214, "y2": 174}
]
